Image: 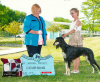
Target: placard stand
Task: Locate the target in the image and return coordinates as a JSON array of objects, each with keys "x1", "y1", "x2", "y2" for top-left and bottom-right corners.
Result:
[{"x1": 20, "y1": 54, "x2": 55, "y2": 76}]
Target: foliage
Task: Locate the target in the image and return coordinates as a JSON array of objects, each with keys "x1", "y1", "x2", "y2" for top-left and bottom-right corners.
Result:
[
  {"x1": 0, "y1": 4, "x2": 26, "y2": 31},
  {"x1": 60, "y1": 25, "x2": 69, "y2": 29},
  {"x1": 0, "y1": 40, "x2": 23, "y2": 44},
  {"x1": 81, "y1": 0, "x2": 100, "y2": 36},
  {"x1": 47, "y1": 23, "x2": 61, "y2": 32},
  {"x1": 0, "y1": 31, "x2": 12, "y2": 37},
  {"x1": 54, "y1": 17, "x2": 71, "y2": 22},
  {"x1": 54, "y1": 17, "x2": 71, "y2": 29},
  {"x1": 5, "y1": 21, "x2": 23, "y2": 40},
  {"x1": 46, "y1": 22, "x2": 61, "y2": 39}
]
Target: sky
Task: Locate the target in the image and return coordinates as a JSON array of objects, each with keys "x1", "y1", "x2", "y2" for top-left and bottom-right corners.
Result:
[{"x1": 1, "y1": 0, "x2": 86, "y2": 21}]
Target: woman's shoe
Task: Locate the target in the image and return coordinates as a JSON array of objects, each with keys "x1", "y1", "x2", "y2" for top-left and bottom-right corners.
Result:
[
  {"x1": 71, "y1": 70, "x2": 75, "y2": 73},
  {"x1": 71, "y1": 70, "x2": 79, "y2": 73}
]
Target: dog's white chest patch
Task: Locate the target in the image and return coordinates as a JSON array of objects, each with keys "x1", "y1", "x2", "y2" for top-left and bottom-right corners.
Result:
[{"x1": 62, "y1": 52, "x2": 66, "y2": 58}]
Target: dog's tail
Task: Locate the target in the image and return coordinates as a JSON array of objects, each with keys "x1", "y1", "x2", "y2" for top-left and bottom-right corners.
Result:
[
  {"x1": 88, "y1": 51, "x2": 100, "y2": 73},
  {"x1": 93, "y1": 59, "x2": 100, "y2": 73}
]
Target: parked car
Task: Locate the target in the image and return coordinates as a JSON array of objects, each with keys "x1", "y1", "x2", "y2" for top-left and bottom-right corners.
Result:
[{"x1": 16, "y1": 35, "x2": 21, "y2": 38}]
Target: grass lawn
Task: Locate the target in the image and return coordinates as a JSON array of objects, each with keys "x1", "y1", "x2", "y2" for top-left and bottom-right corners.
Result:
[
  {"x1": 0, "y1": 37, "x2": 100, "y2": 82},
  {"x1": 0, "y1": 37, "x2": 23, "y2": 41}
]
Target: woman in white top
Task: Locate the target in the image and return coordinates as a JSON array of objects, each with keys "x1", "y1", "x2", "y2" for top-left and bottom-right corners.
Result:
[{"x1": 62, "y1": 8, "x2": 83, "y2": 73}]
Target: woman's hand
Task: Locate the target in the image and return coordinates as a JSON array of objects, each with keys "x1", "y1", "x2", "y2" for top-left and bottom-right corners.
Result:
[
  {"x1": 46, "y1": 35, "x2": 47, "y2": 40},
  {"x1": 81, "y1": 36, "x2": 84, "y2": 40},
  {"x1": 61, "y1": 34, "x2": 67, "y2": 38},
  {"x1": 30, "y1": 30, "x2": 42, "y2": 34},
  {"x1": 38, "y1": 30, "x2": 42, "y2": 35},
  {"x1": 61, "y1": 29, "x2": 75, "y2": 38}
]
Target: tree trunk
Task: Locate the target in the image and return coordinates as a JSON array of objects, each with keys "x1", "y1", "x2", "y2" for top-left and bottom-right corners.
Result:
[
  {"x1": 15, "y1": 35, "x2": 16, "y2": 41},
  {"x1": 92, "y1": 20, "x2": 94, "y2": 37},
  {"x1": 53, "y1": 32, "x2": 54, "y2": 39}
]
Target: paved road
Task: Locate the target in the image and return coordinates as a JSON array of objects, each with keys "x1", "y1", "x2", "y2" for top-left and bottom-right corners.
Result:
[{"x1": 0, "y1": 47, "x2": 27, "y2": 55}]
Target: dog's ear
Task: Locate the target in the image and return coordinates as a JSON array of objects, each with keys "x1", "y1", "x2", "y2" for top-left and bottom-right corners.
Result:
[{"x1": 60, "y1": 37, "x2": 64, "y2": 42}]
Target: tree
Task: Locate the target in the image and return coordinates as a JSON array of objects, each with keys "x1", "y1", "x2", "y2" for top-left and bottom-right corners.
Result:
[
  {"x1": 0, "y1": 4, "x2": 26, "y2": 31},
  {"x1": 54, "y1": 17, "x2": 71, "y2": 29},
  {"x1": 46, "y1": 23, "x2": 61, "y2": 39},
  {"x1": 81, "y1": 0, "x2": 100, "y2": 36},
  {"x1": 54, "y1": 17, "x2": 71, "y2": 22},
  {"x1": 5, "y1": 21, "x2": 22, "y2": 40}
]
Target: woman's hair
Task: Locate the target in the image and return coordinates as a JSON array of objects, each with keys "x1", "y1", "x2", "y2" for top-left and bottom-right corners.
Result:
[
  {"x1": 31, "y1": 4, "x2": 41, "y2": 14},
  {"x1": 70, "y1": 8, "x2": 79, "y2": 16}
]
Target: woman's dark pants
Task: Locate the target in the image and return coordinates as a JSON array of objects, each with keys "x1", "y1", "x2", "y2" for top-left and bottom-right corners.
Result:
[{"x1": 26, "y1": 45, "x2": 42, "y2": 57}]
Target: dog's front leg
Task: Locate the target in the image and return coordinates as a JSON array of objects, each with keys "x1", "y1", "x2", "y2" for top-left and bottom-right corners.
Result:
[
  {"x1": 68, "y1": 61, "x2": 71, "y2": 76},
  {"x1": 64, "y1": 62, "x2": 68, "y2": 75},
  {"x1": 68, "y1": 68, "x2": 70, "y2": 76}
]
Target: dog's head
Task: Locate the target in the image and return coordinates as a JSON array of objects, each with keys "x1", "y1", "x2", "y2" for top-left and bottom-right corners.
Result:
[{"x1": 53, "y1": 37, "x2": 65, "y2": 49}]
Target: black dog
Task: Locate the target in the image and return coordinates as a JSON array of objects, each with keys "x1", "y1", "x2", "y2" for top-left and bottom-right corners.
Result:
[{"x1": 53, "y1": 37, "x2": 100, "y2": 76}]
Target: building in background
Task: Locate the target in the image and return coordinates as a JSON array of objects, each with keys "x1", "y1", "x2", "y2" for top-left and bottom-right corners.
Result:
[
  {"x1": 16, "y1": 21, "x2": 100, "y2": 39},
  {"x1": 46, "y1": 21, "x2": 89, "y2": 39}
]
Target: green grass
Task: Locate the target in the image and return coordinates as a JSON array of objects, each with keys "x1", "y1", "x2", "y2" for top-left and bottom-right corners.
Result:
[
  {"x1": 0, "y1": 37, "x2": 23, "y2": 41},
  {"x1": 0, "y1": 37, "x2": 100, "y2": 82},
  {"x1": 0, "y1": 37, "x2": 23, "y2": 48},
  {"x1": 0, "y1": 40, "x2": 23, "y2": 44}
]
